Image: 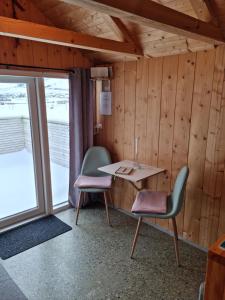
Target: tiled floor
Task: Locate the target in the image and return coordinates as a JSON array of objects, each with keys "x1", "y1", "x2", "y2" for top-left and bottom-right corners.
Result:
[{"x1": 1, "y1": 206, "x2": 206, "y2": 300}]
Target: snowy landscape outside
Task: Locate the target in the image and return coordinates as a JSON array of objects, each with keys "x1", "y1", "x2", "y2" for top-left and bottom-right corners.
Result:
[{"x1": 0, "y1": 78, "x2": 69, "y2": 219}]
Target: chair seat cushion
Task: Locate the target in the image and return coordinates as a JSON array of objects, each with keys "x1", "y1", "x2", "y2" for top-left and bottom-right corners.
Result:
[
  {"x1": 131, "y1": 190, "x2": 168, "y2": 214},
  {"x1": 74, "y1": 175, "x2": 112, "y2": 189}
]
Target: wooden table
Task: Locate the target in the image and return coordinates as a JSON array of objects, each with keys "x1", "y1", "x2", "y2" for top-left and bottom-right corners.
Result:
[
  {"x1": 204, "y1": 234, "x2": 225, "y2": 300},
  {"x1": 98, "y1": 160, "x2": 165, "y2": 191}
]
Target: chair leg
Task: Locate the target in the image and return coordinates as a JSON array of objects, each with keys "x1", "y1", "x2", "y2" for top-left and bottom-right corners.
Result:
[
  {"x1": 104, "y1": 192, "x2": 111, "y2": 226},
  {"x1": 75, "y1": 191, "x2": 83, "y2": 225},
  {"x1": 108, "y1": 190, "x2": 114, "y2": 208},
  {"x1": 172, "y1": 217, "x2": 180, "y2": 267},
  {"x1": 130, "y1": 216, "x2": 142, "y2": 258}
]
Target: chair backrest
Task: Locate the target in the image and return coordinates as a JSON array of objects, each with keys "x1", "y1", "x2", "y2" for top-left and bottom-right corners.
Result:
[
  {"x1": 81, "y1": 146, "x2": 112, "y2": 177},
  {"x1": 170, "y1": 166, "x2": 189, "y2": 217}
]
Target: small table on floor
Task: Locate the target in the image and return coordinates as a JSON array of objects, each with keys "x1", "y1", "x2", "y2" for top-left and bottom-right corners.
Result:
[{"x1": 98, "y1": 160, "x2": 165, "y2": 191}]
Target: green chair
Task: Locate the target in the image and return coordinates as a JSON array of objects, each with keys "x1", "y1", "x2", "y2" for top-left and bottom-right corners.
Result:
[
  {"x1": 130, "y1": 166, "x2": 189, "y2": 266},
  {"x1": 198, "y1": 282, "x2": 205, "y2": 300},
  {"x1": 74, "y1": 146, "x2": 112, "y2": 226}
]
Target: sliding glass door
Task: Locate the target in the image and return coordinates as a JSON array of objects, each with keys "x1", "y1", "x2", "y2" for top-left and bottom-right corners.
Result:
[
  {"x1": 0, "y1": 77, "x2": 45, "y2": 228},
  {"x1": 0, "y1": 73, "x2": 70, "y2": 229},
  {"x1": 43, "y1": 77, "x2": 69, "y2": 207}
]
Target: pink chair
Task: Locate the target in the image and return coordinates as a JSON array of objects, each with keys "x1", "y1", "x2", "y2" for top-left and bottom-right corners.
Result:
[
  {"x1": 130, "y1": 166, "x2": 189, "y2": 266},
  {"x1": 74, "y1": 146, "x2": 112, "y2": 225}
]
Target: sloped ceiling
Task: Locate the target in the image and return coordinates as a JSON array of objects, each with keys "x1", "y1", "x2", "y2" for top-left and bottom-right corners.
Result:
[{"x1": 31, "y1": 0, "x2": 217, "y2": 63}]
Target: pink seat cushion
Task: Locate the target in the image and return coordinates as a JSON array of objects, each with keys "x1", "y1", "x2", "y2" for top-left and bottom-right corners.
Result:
[
  {"x1": 74, "y1": 175, "x2": 112, "y2": 189},
  {"x1": 132, "y1": 190, "x2": 168, "y2": 214}
]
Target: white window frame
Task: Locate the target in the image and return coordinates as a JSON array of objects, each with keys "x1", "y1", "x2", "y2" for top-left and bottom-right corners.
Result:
[
  {"x1": 0, "y1": 76, "x2": 46, "y2": 229},
  {"x1": 0, "y1": 70, "x2": 70, "y2": 230}
]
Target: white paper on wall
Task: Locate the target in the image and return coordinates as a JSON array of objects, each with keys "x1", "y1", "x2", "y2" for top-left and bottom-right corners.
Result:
[{"x1": 100, "y1": 92, "x2": 112, "y2": 115}]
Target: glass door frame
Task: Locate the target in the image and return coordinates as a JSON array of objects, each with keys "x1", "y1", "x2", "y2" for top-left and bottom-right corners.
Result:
[
  {"x1": 0, "y1": 70, "x2": 70, "y2": 230},
  {"x1": 36, "y1": 74, "x2": 70, "y2": 213},
  {"x1": 39, "y1": 76, "x2": 70, "y2": 209},
  {"x1": 0, "y1": 75, "x2": 46, "y2": 229}
]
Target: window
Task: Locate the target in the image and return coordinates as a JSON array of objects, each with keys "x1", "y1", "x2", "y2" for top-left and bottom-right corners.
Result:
[{"x1": 44, "y1": 77, "x2": 70, "y2": 206}]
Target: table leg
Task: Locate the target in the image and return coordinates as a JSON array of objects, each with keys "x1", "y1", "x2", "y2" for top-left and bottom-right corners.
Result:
[{"x1": 128, "y1": 180, "x2": 143, "y2": 191}]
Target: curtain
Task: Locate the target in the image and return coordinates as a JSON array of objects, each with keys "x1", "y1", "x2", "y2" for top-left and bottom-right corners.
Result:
[{"x1": 68, "y1": 68, "x2": 94, "y2": 207}]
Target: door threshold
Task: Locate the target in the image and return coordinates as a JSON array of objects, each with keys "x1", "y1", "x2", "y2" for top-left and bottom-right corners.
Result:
[
  {"x1": 53, "y1": 202, "x2": 70, "y2": 214},
  {"x1": 0, "y1": 214, "x2": 47, "y2": 234},
  {"x1": 0, "y1": 203, "x2": 70, "y2": 233}
]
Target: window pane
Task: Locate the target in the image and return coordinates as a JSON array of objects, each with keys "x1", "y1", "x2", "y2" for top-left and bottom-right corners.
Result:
[
  {"x1": 0, "y1": 82, "x2": 38, "y2": 219},
  {"x1": 44, "y1": 78, "x2": 69, "y2": 206}
]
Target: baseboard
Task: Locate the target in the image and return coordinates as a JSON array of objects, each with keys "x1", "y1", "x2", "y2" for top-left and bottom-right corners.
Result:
[{"x1": 116, "y1": 207, "x2": 208, "y2": 253}]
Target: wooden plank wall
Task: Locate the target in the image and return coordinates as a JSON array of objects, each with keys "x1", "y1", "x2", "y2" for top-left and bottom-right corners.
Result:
[
  {"x1": 95, "y1": 46, "x2": 225, "y2": 248},
  {"x1": 0, "y1": 0, "x2": 91, "y2": 69}
]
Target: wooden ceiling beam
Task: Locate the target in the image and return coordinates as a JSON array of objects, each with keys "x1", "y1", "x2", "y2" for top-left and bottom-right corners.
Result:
[
  {"x1": 206, "y1": 1, "x2": 225, "y2": 37},
  {"x1": 0, "y1": 16, "x2": 142, "y2": 57},
  {"x1": 103, "y1": 15, "x2": 142, "y2": 53},
  {"x1": 107, "y1": 16, "x2": 135, "y2": 43},
  {"x1": 60, "y1": 0, "x2": 225, "y2": 44},
  {"x1": 189, "y1": 0, "x2": 213, "y2": 22}
]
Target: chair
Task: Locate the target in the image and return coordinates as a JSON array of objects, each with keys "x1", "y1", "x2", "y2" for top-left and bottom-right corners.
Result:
[
  {"x1": 198, "y1": 282, "x2": 205, "y2": 300},
  {"x1": 130, "y1": 166, "x2": 189, "y2": 266},
  {"x1": 74, "y1": 146, "x2": 112, "y2": 226}
]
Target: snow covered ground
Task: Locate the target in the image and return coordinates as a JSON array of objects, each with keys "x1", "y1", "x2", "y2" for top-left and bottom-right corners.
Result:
[
  {"x1": 0, "y1": 149, "x2": 69, "y2": 219},
  {"x1": 0, "y1": 78, "x2": 69, "y2": 122}
]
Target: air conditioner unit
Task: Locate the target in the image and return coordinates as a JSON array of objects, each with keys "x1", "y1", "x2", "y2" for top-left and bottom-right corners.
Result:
[{"x1": 90, "y1": 66, "x2": 113, "y2": 79}]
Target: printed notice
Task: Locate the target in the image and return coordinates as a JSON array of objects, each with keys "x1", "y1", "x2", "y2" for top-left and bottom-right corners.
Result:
[{"x1": 100, "y1": 91, "x2": 112, "y2": 115}]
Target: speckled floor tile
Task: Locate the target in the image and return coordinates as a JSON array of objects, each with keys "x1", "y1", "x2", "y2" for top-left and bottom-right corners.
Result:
[{"x1": 1, "y1": 205, "x2": 206, "y2": 300}]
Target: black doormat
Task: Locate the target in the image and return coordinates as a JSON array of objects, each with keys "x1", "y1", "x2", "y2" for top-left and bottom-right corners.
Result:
[
  {"x1": 0, "y1": 215, "x2": 72, "y2": 259},
  {"x1": 0, "y1": 264, "x2": 27, "y2": 299}
]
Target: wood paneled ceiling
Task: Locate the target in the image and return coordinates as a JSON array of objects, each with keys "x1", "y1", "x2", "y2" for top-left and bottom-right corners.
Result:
[{"x1": 31, "y1": 0, "x2": 221, "y2": 63}]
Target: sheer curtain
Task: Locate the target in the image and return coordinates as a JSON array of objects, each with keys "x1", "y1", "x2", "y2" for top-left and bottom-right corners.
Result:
[{"x1": 68, "y1": 68, "x2": 94, "y2": 207}]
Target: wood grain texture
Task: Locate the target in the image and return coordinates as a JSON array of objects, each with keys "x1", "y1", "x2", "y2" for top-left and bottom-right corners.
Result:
[
  {"x1": 157, "y1": 55, "x2": 178, "y2": 229},
  {"x1": 135, "y1": 58, "x2": 149, "y2": 164},
  {"x1": 217, "y1": 69, "x2": 225, "y2": 237},
  {"x1": 123, "y1": 61, "x2": 137, "y2": 209},
  {"x1": 205, "y1": 234, "x2": 225, "y2": 300},
  {"x1": 95, "y1": 46, "x2": 225, "y2": 248},
  {"x1": 200, "y1": 46, "x2": 225, "y2": 247},
  {"x1": 146, "y1": 57, "x2": 163, "y2": 189},
  {"x1": 112, "y1": 62, "x2": 125, "y2": 208},
  {"x1": 0, "y1": 0, "x2": 91, "y2": 69},
  {"x1": 189, "y1": 0, "x2": 212, "y2": 22},
  {"x1": 145, "y1": 57, "x2": 163, "y2": 224},
  {"x1": 113, "y1": 62, "x2": 125, "y2": 162},
  {"x1": 207, "y1": 0, "x2": 225, "y2": 38},
  {"x1": 171, "y1": 52, "x2": 196, "y2": 234},
  {"x1": 0, "y1": 16, "x2": 141, "y2": 57},
  {"x1": 60, "y1": 0, "x2": 224, "y2": 43},
  {"x1": 32, "y1": 0, "x2": 216, "y2": 62},
  {"x1": 184, "y1": 50, "x2": 216, "y2": 244}
]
